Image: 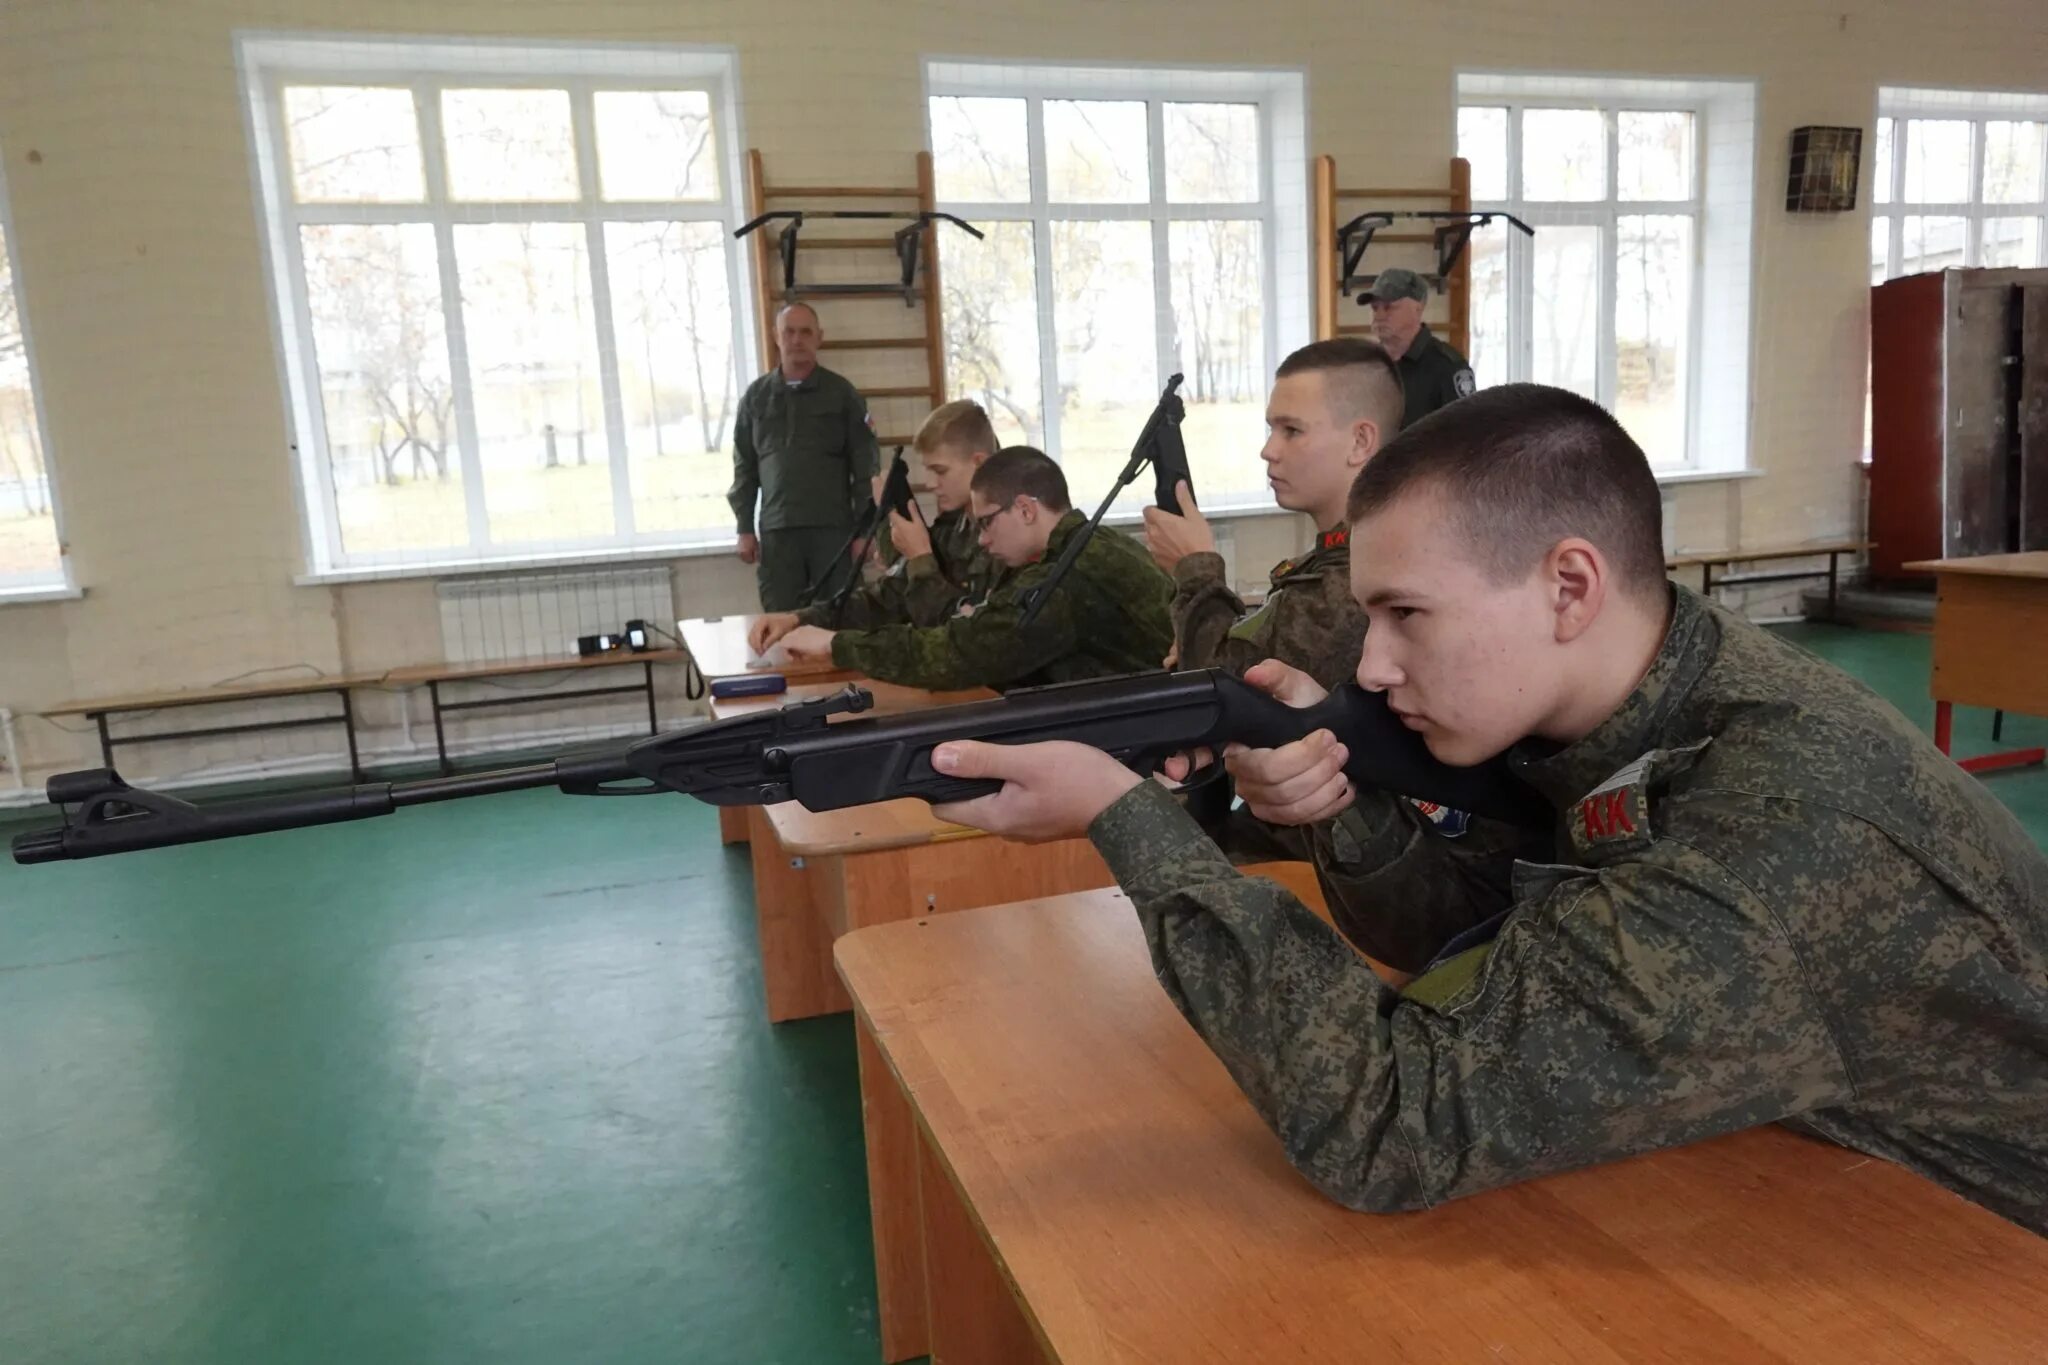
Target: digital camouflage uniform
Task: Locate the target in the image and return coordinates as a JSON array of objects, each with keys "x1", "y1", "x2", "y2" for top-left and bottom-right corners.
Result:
[
  {"x1": 726, "y1": 365, "x2": 879, "y2": 611},
  {"x1": 1173, "y1": 525, "x2": 1545, "y2": 876},
  {"x1": 799, "y1": 507, "x2": 999, "y2": 630},
  {"x1": 829, "y1": 511, "x2": 1173, "y2": 691},
  {"x1": 1396, "y1": 324, "x2": 1476, "y2": 429},
  {"x1": 1087, "y1": 586, "x2": 2048, "y2": 1233}
]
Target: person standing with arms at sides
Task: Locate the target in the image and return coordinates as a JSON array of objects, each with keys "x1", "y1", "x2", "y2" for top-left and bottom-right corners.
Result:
[
  {"x1": 1362, "y1": 267, "x2": 1476, "y2": 428},
  {"x1": 727, "y1": 302, "x2": 880, "y2": 610},
  {"x1": 749, "y1": 400, "x2": 1003, "y2": 653},
  {"x1": 778, "y1": 446, "x2": 1173, "y2": 690},
  {"x1": 924, "y1": 384, "x2": 2048, "y2": 1234}
]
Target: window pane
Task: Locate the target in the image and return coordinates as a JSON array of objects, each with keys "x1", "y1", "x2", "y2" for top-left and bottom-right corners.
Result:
[
  {"x1": 1983, "y1": 121, "x2": 2046, "y2": 205},
  {"x1": 1467, "y1": 220, "x2": 1509, "y2": 389},
  {"x1": 1872, "y1": 118, "x2": 1892, "y2": 205},
  {"x1": 1522, "y1": 109, "x2": 1605, "y2": 201},
  {"x1": 1458, "y1": 107, "x2": 1508, "y2": 200},
  {"x1": 1900, "y1": 215, "x2": 1968, "y2": 274},
  {"x1": 930, "y1": 97, "x2": 1030, "y2": 203},
  {"x1": 282, "y1": 86, "x2": 425, "y2": 204},
  {"x1": 454, "y1": 223, "x2": 612, "y2": 543},
  {"x1": 442, "y1": 89, "x2": 580, "y2": 202},
  {"x1": 1531, "y1": 224, "x2": 1600, "y2": 397},
  {"x1": 941, "y1": 220, "x2": 1042, "y2": 445},
  {"x1": 1044, "y1": 100, "x2": 1149, "y2": 203},
  {"x1": 1618, "y1": 111, "x2": 1693, "y2": 201},
  {"x1": 1169, "y1": 220, "x2": 1264, "y2": 496},
  {"x1": 1051, "y1": 220, "x2": 1156, "y2": 506},
  {"x1": 1902, "y1": 120, "x2": 1970, "y2": 204},
  {"x1": 1163, "y1": 103, "x2": 1259, "y2": 203},
  {"x1": 605, "y1": 221, "x2": 738, "y2": 536},
  {"x1": 1616, "y1": 216, "x2": 1691, "y2": 467},
  {"x1": 1982, "y1": 216, "x2": 2043, "y2": 268},
  {"x1": 594, "y1": 91, "x2": 718, "y2": 201},
  {"x1": 298, "y1": 224, "x2": 467, "y2": 556},
  {"x1": 1871, "y1": 216, "x2": 1891, "y2": 284},
  {"x1": 0, "y1": 222, "x2": 59, "y2": 581}
]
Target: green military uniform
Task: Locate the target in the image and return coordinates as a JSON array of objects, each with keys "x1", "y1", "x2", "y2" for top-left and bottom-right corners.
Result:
[
  {"x1": 1172, "y1": 525, "x2": 1545, "y2": 874},
  {"x1": 1395, "y1": 324, "x2": 1476, "y2": 428},
  {"x1": 828, "y1": 511, "x2": 1173, "y2": 691},
  {"x1": 726, "y1": 364, "x2": 880, "y2": 611},
  {"x1": 797, "y1": 507, "x2": 1000, "y2": 630},
  {"x1": 1086, "y1": 586, "x2": 2048, "y2": 1233}
]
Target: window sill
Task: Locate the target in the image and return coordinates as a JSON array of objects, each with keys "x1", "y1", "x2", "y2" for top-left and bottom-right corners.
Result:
[{"x1": 0, "y1": 582, "x2": 84, "y2": 606}]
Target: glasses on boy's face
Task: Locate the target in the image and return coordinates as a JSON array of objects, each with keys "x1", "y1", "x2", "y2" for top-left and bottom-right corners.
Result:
[{"x1": 973, "y1": 496, "x2": 1035, "y2": 534}]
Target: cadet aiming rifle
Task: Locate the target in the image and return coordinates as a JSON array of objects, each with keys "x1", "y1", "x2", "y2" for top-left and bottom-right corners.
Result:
[
  {"x1": 1015, "y1": 375, "x2": 1193, "y2": 630},
  {"x1": 11, "y1": 670, "x2": 1547, "y2": 864},
  {"x1": 805, "y1": 447, "x2": 918, "y2": 621}
]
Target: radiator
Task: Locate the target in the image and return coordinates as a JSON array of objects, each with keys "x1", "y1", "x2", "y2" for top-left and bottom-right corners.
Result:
[{"x1": 435, "y1": 565, "x2": 675, "y2": 664}]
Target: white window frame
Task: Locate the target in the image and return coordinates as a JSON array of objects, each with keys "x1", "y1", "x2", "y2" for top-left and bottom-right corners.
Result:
[
  {"x1": 0, "y1": 152, "x2": 76, "y2": 602},
  {"x1": 237, "y1": 33, "x2": 756, "y2": 582},
  {"x1": 1458, "y1": 73, "x2": 1757, "y2": 480},
  {"x1": 1872, "y1": 88, "x2": 2048, "y2": 281},
  {"x1": 924, "y1": 59, "x2": 1309, "y2": 515}
]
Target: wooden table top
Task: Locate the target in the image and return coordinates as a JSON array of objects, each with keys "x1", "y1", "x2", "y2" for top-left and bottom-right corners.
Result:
[
  {"x1": 41, "y1": 671, "x2": 386, "y2": 717},
  {"x1": 837, "y1": 888, "x2": 2048, "y2": 1365},
  {"x1": 677, "y1": 615, "x2": 855, "y2": 682},
  {"x1": 1902, "y1": 551, "x2": 2048, "y2": 580},
  {"x1": 381, "y1": 648, "x2": 684, "y2": 686}
]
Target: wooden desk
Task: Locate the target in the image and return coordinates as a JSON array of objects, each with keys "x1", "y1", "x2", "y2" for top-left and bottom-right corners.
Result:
[
  {"x1": 838, "y1": 887, "x2": 2048, "y2": 1365},
  {"x1": 382, "y1": 649, "x2": 685, "y2": 775},
  {"x1": 708, "y1": 680, "x2": 992, "y2": 845},
  {"x1": 1902, "y1": 552, "x2": 2048, "y2": 774},
  {"x1": 43, "y1": 671, "x2": 386, "y2": 780},
  {"x1": 677, "y1": 614, "x2": 857, "y2": 685}
]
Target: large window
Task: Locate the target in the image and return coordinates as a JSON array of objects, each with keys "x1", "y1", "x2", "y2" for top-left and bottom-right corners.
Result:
[
  {"x1": 1457, "y1": 101, "x2": 1702, "y2": 468},
  {"x1": 242, "y1": 38, "x2": 752, "y2": 577},
  {"x1": 1871, "y1": 94, "x2": 2048, "y2": 283},
  {"x1": 0, "y1": 157, "x2": 66, "y2": 597},
  {"x1": 927, "y1": 63, "x2": 1307, "y2": 511}
]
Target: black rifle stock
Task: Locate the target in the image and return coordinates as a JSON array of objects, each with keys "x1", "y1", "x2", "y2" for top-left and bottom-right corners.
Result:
[
  {"x1": 11, "y1": 670, "x2": 1546, "y2": 865},
  {"x1": 1016, "y1": 375, "x2": 1189, "y2": 629}
]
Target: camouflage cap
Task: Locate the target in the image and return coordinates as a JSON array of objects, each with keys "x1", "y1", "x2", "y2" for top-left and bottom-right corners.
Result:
[{"x1": 1363, "y1": 267, "x2": 1432, "y2": 303}]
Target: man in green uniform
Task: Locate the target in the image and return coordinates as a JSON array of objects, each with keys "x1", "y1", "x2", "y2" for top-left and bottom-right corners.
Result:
[
  {"x1": 748, "y1": 399, "x2": 1002, "y2": 650},
  {"x1": 1363, "y1": 267, "x2": 1477, "y2": 428},
  {"x1": 778, "y1": 446, "x2": 1173, "y2": 690},
  {"x1": 727, "y1": 303, "x2": 880, "y2": 610},
  {"x1": 924, "y1": 384, "x2": 2048, "y2": 1236}
]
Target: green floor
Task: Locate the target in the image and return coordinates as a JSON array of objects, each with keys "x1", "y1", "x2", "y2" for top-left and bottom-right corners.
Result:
[{"x1": 1, "y1": 624, "x2": 2043, "y2": 1365}]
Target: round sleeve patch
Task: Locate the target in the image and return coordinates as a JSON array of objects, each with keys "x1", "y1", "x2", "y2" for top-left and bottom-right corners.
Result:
[{"x1": 1453, "y1": 368, "x2": 1477, "y2": 398}]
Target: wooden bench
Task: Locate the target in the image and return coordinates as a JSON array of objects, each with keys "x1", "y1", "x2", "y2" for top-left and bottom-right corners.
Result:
[
  {"x1": 383, "y1": 649, "x2": 685, "y2": 776},
  {"x1": 838, "y1": 885, "x2": 2048, "y2": 1365},
  {"x1": 41, "y1": 672, "x2": 385, "y2": 780},
  {"x1": 1667, "y1": 538, "x2": 1873, "y2": 618}
]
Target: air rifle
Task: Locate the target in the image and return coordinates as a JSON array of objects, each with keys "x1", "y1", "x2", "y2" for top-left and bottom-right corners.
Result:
[{"x1": 11, "y1": 669, "x2": 1547, "y2": 864}]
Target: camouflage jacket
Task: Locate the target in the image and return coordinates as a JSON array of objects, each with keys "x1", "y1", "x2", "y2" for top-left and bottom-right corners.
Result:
[
  {"x1": 829, "y1": 511, "x2": 1173, "y2": 691},
  {"x1": 726, "y1": 365, "x2": 879, "y2": 533},
  {"x1": 1172, "y1": 526, "x2": 1365, "y2": 693},
  {"x1": 799, "y1": 507, "x2": 998, "y2": 630},
  {"x1": 1088, "y1": 586, "x2": 2048, "y2": 1233}
]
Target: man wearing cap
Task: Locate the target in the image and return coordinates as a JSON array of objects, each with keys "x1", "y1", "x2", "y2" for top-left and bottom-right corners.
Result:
[
  {"x1": 727, "y1": 302, "x2": 881, "y2": 611},
  {"x1": 1362, "y1": 267, "x2": 1478, "y2": 428}
]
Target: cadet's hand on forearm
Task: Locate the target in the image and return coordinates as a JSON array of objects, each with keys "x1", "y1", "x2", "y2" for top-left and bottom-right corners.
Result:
[
  {"x1": 930, "y1": 741, "x2": 1142, "y2": 842},
  {"x1": 1221, "y1": 659, "x2": 1353, "y2": 825},
  {"x1": 781, "y1": 625, "x2": 837, "y2": 661},
  {"x1": 1141, "y1": 481, "x2": 1215, "y2": 573},
  {"x1": 888, "y1": 508, "x2": 931, "y2": 560},
  {"x1": 748, "y1": 612, "x2": 800, "y2": 655}
]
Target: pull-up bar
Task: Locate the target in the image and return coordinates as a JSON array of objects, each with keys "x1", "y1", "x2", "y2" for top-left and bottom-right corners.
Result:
[{"x1": 734, "y1": 211, "x2": 985, "y2": 306}]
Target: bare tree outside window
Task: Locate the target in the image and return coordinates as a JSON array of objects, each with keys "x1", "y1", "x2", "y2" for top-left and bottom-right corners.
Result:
[{"x1": 0, "y1": 219, "x2": 61, "y2": 581}]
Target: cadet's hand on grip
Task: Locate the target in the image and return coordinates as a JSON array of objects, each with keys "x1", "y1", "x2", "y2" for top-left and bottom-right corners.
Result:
[
  {"x1": 1141, "y1": 481, "x2": 1214, "y2": 572},
  {"x1": 888, "y1": 508, "x2": 931, "y2": 560},
  {"x1": 1223, "y1": 658, "x2": 1353, "y2": 826},
  {"x1": 930, "y1": 741, "x2": 1142, "y2": 842}
]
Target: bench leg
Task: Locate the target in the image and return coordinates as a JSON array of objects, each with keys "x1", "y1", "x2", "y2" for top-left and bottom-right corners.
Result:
[
  {"x1": 429, "y1": 680, "x2": 450, "y2": 776},
  {"x1": 642, "y1": 661, "x2": 658, "y2": 735},
  {"x1": 94, "y1": 712, "x2": 113, "y2": 769},
  {"x1": 340, "y1": 688, "x2": 363, "y2": 781},
  {"x1": 1826, "y1": 553, "x2": 1841, "y2": 621}
]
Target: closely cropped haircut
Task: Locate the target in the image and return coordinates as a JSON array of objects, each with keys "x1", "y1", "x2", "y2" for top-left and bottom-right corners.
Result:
[
  {"x1": 914, "y1": 399, "x2": 998, "y2": 458},
  {"x1": 970, "y1": 445, "x2": 1072, "y2": 515},
  {"x1": 1275, "y1": 337, "x2": 1406, "y2": 437},
  {"x1": 775, "y1": 301, "x2": 821, "y2": 328},
  {"x1": 1347, "y1": 383, "x2": 1667, "y2": 599}
]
